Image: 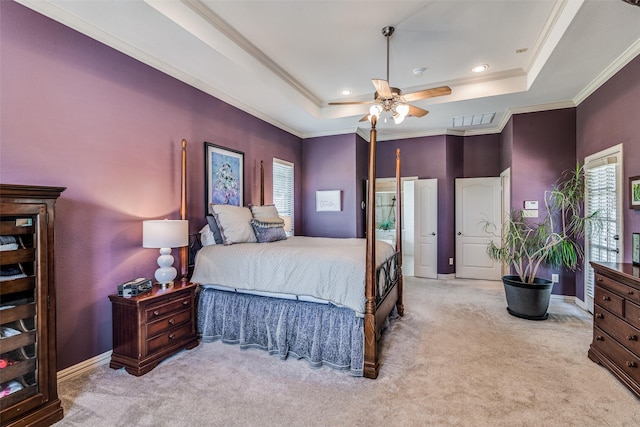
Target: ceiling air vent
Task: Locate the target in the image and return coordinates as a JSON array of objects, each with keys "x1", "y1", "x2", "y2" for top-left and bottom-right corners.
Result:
[{"x1": 452, "y1": 112, "x2": 495, "y2": 128}]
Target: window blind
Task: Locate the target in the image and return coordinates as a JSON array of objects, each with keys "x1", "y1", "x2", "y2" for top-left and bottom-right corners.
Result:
[
  {"x1": 273, "y1": 158, "x2": 294, "y2": 235},
  {"x1": 585, "y1": 157, "x2": 619, "y2": 299}
]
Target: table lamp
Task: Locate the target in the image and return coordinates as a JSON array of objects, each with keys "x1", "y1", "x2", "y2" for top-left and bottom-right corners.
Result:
[{"x1": 142, "y1": 219, "x2": 188, "y2": 285}]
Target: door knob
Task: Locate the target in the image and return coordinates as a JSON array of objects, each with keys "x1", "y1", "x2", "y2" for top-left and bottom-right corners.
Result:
[
  {"x1": 457, "y1": 232, "x2": 462, "y2": 235},
  {"x1": 431, "y1": 232, "x2": 436, "y2": 236}
]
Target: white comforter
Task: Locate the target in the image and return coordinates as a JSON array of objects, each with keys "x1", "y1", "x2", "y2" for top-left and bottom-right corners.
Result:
[{"x1": 190, "y1": 236, "x2": 395, "y2": 316}]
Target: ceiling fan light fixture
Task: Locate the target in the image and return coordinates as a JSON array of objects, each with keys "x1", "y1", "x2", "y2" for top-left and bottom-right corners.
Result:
[
  {"x1": 369, "y1": 104, "x2": 383, "y2": 121},
  {"x1": 396, "y1": 103, "x2": 409, "y2": 116}
]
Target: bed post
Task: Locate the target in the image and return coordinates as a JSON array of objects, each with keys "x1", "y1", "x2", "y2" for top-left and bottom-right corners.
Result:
[
  {"x1": 364, "y1": 115, "x2": 378, "y2": 379},
  {"x1": 260, "y1": 160, "x2": 264, "y2": 206},
  {"x1": 395, "y1": 148, "x2": 404, "y2": 317},
  {"x1": 179, "y1": 139, "x2": 188, "y2": 281}
]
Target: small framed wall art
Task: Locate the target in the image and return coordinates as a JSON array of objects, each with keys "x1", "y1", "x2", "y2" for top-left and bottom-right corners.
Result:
[
  {"x1": 315, "y1": 190, "x2": 341, "y2": 212},
  {"x1": 204, "y1": 142, "x2": 244, "y2": 214},
  {"x1": 630, "y1": 175, "x2": 640, "y2": 210},
  {"x1": 633, "y1": 232, "x2": 640, "y2": 266}
]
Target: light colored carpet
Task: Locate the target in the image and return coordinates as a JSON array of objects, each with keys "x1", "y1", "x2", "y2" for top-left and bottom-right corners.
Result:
[{"x1": 55, "y1": 277, "x2": 640, "y2": 426}]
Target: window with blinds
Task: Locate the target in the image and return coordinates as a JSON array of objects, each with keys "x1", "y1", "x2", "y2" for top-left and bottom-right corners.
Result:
[
  {"x1": 273, "y1": 158, "x2": 294, "y2": 235},
  {"x1": 584, "y1": 148, "x2": 622, "y2": 303}
]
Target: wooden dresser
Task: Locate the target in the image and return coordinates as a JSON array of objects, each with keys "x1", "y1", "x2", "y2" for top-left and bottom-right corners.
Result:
[
  {"x1": 109, "y1": 281, "x2": 198, "y2": 376},
  {"x1": 589, "y1": 262, "x2": 640, "y2": 398}
]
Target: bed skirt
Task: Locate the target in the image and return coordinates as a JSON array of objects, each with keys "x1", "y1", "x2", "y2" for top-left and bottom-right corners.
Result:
[{"x1": 197, "y1": 287, "x2": 365, "y2": 376}]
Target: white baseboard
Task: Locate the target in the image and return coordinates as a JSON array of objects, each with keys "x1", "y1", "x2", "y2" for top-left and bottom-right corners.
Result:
[
  {"x1": 437, "y1": 273, "x2": 456, "y2": 280},
  {"x1": 57, "y1": 350, "x2": 112, "y2": 383}
]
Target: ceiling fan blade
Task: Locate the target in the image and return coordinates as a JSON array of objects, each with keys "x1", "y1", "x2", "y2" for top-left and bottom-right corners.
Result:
[
  {"x1": 371, "y1": 79, "x2": 392, "y2": 98},
  {"x1": 328, "y1": 101, "x2": 374, "y2": 106},
  {"x1": 408, "y1": 105, "x2": 429, "y2": 117},
  {"x1": 402, "y1": 86, "x2": 452, "y2": 102}
]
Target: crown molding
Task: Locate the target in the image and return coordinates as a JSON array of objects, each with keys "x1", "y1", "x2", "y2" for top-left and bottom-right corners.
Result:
[{"x1": 573, "y1": 37, "x2": 640, "y2": 106}]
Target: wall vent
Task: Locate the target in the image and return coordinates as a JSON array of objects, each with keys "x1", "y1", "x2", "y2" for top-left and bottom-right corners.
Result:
[{"x1": 452, "y1": 112, "x2": 495, "y2": 128}]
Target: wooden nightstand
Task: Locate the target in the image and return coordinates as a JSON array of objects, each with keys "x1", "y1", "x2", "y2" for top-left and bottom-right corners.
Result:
[{"x1": 108, "y1": 280, "x2": 199, "y2": 376}]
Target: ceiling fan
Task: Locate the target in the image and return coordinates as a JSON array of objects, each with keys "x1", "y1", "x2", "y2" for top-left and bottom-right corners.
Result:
[{"x1": 329, "y1": 26, "x2": 452, "y2": 124}]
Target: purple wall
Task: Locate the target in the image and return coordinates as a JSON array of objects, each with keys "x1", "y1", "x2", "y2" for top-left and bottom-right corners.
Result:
[
  {"x1": 507, "y1": 108, "x2": 577, "y2": 295},
  {"x1": 463, "y1": 134, "x2": 502, "y2": 177},
  {"x1": 576, "y1": 54, "x2": 640, "y2": 300},
  {"x1": 0, "y1": 1, "x2": 302, "y2": 370},
  {"x1": 301, "y1": 134, "x2": 360, "y2": 237}
]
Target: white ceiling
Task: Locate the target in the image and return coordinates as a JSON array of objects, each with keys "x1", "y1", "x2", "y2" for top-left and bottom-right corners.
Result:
[{"x1": 17, "y1": 0, "x2": 640, "y2": 141}]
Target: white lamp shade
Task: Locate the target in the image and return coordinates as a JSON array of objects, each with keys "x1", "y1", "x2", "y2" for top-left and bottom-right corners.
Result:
[{"x1": 142, "y1": 220, "x2": 189, "y2": 249}]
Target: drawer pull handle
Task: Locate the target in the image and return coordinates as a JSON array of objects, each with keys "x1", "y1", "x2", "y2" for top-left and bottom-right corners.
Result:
[
  {"x1": 602, "y1": 295, "x2": 610, "y2": 301},
  {"x1": 168, "y1": 318, "x2": 175, "y2": 325},
  {"x1": 596, "y1": 335, "x2": 604, "y2": 341},
  {"x1": 153, "y1": 310, "x2": 159, "y2": 317},
  {"x1": 183, "y1": 300, "x2": 189, "y2": 306},
  {"x1": 626, "y1": 361, "x2": 637, "y2": 368},
  {"x1": 597, "y1": 278, "x2": 603, "y2": 282},
  {"x1": 629, "y1": 290, "x2": 635, "y2": 295},
  {"x1": 595, "y1": 313, "x2": 604, "y2": 319},
  {"x1": 169, "y1": 334, "x2": 176, "y2": 340},
  {"x1": 628, "y1": 335, "x2": 638, "y2": 341}
]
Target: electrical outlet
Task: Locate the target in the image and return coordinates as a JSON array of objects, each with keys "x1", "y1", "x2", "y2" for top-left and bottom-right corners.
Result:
[
  {"x1": 449, "y1": 258, "x2": 454, "y2": 265},
  {"x1": 552, "y1": 274, "x2": 559, "y2": 283}
]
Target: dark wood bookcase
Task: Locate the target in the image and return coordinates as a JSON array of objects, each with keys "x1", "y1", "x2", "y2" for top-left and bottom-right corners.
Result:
[{"x1": 1, "y1": 184, "x2": 65, "y2": 427}]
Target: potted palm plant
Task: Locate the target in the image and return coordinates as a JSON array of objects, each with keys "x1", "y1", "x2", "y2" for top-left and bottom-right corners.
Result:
[{"x1": 484, "y1": 164, "x2": 597, "y2": 320}]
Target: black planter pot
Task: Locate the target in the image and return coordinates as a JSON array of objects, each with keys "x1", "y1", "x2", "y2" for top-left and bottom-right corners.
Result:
[{"x1": 502, "y1": 275, "x2": 554, "y2": 320}]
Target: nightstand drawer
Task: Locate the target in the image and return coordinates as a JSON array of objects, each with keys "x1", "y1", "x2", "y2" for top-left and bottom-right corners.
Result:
[
  {"x1": 596, "y1": 273, "x2": 639, "y2": 303},
  {"x1": 595, "y1": 306, "x2": 640, "y2": 355},
  {"x1": 145, "y1": 294, "x2": 191, "y2": 322},
  {"x1": 626, "y1": 300, "x2": 640, "y2": 330},
  {"x1": 595, "y1": 285, "x2": 624, "y2": 317},
  {"x1": 147, "y1": 323, "x2": 193, "y2": 355},
  {"x1": 146, "y1": 308, "x2": 191, "y2": 337},
  {"x1": 593, "y1": 327, "x2": 640, "y2": 383}
]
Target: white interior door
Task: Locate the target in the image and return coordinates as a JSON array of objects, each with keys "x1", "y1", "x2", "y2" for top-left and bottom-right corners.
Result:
[
  {"x1": 500, "y1": 168, "x2": 511, "y2": 276},
  {"x1": 414, "y1": 179, "x2": 438, "y2": 278},
  {"x1": 455, "y1": 177, "x2": 502, "y2": 280}
]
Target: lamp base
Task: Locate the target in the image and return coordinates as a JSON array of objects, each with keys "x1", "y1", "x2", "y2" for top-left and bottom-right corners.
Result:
[{"x1": 155, "y1": 248, "x2": 177, "y2": 285}]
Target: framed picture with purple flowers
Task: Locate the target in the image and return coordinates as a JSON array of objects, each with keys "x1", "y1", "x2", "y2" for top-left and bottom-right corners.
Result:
[
  {"x1": 631, "y1": 176, "x2": 640, "y2": 210},
  {"x1": 204, "y1": 142, "x2": 244, "y2": 214}
]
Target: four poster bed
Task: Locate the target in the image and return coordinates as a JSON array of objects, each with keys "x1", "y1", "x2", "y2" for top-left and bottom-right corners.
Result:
[{"x1": 179, "y1": 120, "x2": 404, "y2": 379}]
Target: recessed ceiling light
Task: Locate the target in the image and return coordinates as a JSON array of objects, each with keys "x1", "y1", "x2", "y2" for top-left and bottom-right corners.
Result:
[
  {"x1": 471, "y1": 64, "x2": 489, "y2": 73},
  {"x1": 340, "y1": 90, "x2": 352, "y2": 95}
]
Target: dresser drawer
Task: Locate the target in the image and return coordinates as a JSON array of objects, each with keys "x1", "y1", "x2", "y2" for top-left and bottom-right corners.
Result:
[
  {"x1": 146, "y1": 323, "x2": 193, "y2": 355},
  {"x1": 626, "y1": 300, "x2": 640, "y2": 330},
  {"x1": 596, "y1": 273, "x2": 640, "y2": 303},
  {"x1": 593, "y1": 327, "x2": 640, "y2": 383},
  {"x1": 595, "y1": 285, "x2": 624, "y2": 317},
  {"x1": 145, "y1": 293, "x2": 192, "y2": 322},
  {"x1": 146, "y1": 308, "x2": 191, "y2": 338},
  {"x1": 595, "y1": 306, "x2": 640, "y2": 355}
]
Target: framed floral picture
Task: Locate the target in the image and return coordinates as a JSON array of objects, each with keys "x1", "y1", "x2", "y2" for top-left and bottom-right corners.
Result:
[
  {"x1": 204, "y1": 142, "x2": 244, "y2": 214},
  {"x1": 631, "y1": 175, "x2": 640, "y2": 210}
]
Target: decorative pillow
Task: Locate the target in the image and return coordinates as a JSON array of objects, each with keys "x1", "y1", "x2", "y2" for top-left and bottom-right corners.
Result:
[
  {"x1": 250, "y1": 204, "x2": 280, "y2": 220},
  {"x1": 250, "y1": 218, "x2": 286, "y2": 243},
  {"x1": 205, "y1": 215, "x2": 223, "y2": 245},
  {"x1": 199, "y1": 224, "x2": 216, "y2": 247},
  {"x1": 209, "y1": 204, "x2": 257, "y2": 245}
]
